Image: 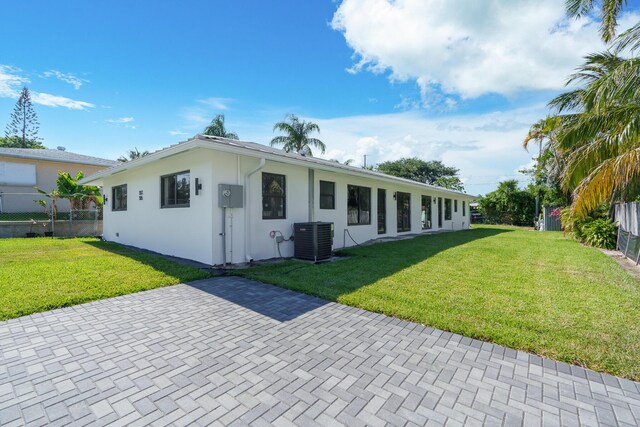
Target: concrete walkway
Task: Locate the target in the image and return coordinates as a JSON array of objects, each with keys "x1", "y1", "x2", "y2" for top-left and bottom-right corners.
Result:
[{"x1": 0, "y1": 277, "x2": 639, "y2": 426}]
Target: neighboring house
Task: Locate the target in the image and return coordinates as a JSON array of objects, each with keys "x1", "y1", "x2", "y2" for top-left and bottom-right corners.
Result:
[
  {"x1": 81, "y1": 135, "x2": 476, "y2": 265},
  {"x1": 0, "y1": 147, "x2": 118, "y2": 213}
]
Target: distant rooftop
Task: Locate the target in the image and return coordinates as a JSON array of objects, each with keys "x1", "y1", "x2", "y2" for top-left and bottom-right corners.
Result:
[{"x1": 0, "y1": 147, "x2": 118, "y2": 167}]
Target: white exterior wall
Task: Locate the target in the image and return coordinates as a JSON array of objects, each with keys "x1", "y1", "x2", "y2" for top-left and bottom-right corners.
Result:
[
  {"x1": 102, "y1": 150, "x2": 215, "y2": 265},
  {"x1": 99, "y1": 147, "x2": 473, "y2": 266}
]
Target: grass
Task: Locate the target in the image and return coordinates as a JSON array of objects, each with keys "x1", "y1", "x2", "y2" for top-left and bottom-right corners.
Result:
[
  {"x1": 0, "y1": 237, "x2": 210, "y2": 321},
  {"x1": 236, "y1": 225, "x2": 640, "y2": 380}
]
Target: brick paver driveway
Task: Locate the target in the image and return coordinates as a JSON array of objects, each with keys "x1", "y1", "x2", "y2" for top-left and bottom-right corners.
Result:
[{"x1": 1, "y1": 277, "x2": 639, "y2": 426}]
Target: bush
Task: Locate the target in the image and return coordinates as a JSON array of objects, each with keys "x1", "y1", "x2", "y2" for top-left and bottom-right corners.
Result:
[{"x1": 581, "y1": 218, "x2": 618, "y2": 249}]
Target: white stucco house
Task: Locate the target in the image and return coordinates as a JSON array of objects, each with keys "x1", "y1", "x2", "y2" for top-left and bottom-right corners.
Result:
[{"x1": 81, "y1": 135, "x2": 476, "y2": 266}]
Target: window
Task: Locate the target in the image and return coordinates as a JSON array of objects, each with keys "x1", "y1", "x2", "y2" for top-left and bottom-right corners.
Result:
[
  {"x1": 319, "y1": 180, "x2": 335, "y2": 209},
  {"x1": 262, "y1": 173, "x2": 286, "y2": 219},
  {"x1": 444, "y1": 198, "x2": 452, "y2": 220},
  {"x1": 377, "y1": 189, "x2": 386, "y2": 234},
  {"x1": 438, "y1": 197, "x2": 443, "y2": 228},
  {"x1": 348, "y1": 185, "x2": 371, "y2": 225},
  {"x1": 396, "y1": 192, "x2": 411, "y2": 232},
  {"x1": 112, "y1": 184, "x2": 127, "y2": 211},
  {"x1": 421, "y1": 195, "x2": 432, "y2": 230},
  {"x1": 161, "y1": 171, "x2": 190, "y2": 208},
  {"x1": 454, "y1": 199, "x2": 458, "y2": 213},
  {"x1": 463, "y1": 201, "x2": 466, "y2": 216}
]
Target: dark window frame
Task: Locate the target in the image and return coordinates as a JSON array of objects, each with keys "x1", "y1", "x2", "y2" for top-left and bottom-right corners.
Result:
[
  {"x1": 396, "y1": 191, "x2": 411, "y2": 232},
  {"x1": 377, "y1": 188, "x2": 386, "y2": 234},
  {"x1": 463, "y1": 201, "x2": 466, "y2": 216},
  {"x1": 454, "y1": 199, "x2": 458, "y2": 213},
  {"x1": 347, "y1": 185, "x2": 371, "y2": 226},
  {"x1": 421, "y1": 195, "x2": 432, "y2": 230},
  {"x1": 161, "y1": 171, "x2": 190, "y2": 209},
  {"x1": 319, "y1": 180, "x2": 335, "y2": 210},
  {"x1": 262, "y1": 172, "x2": 286, "y2": 220},
  {"x1": 112, "y1": 184, "x2": 127, "y2": 212},
  {"x1": 444, "y1": 198, "x2": 452, "y2": 220}
]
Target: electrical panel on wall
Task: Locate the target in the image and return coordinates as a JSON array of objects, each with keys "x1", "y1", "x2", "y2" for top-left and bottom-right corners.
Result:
[{"x1": 218, "y1": 184, "x2": 243, "y2": 208}]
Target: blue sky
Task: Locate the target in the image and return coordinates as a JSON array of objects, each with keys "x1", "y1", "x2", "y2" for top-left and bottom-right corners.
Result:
[{"x1": 1, "y1": 0, "x2": 638, "y2": 194}]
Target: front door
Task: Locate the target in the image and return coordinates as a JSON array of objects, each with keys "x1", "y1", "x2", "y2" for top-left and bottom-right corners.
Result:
[{"x1": 438, "y1": 197, "x2": 443, "y2": 228}]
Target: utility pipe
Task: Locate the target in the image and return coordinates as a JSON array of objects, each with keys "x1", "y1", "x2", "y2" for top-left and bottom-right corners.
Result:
[{"x1": 244, "y1": 158, "x2": 265, "y2": 263}]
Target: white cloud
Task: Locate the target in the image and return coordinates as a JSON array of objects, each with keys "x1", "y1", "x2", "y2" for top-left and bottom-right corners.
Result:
[
  {"x1": 107, "y1": 117, "x2": 134, "y2": 124},
  {"x1": 106, "y1": 117, "x2": 136, "y2": 128},
  {"x1": 197, "y1": 97, "x2": 233, "y2": 110},
  {"x1": 332, "y1": 0, "x2": 639, "y2": 102},
  {"x1": 169, "y1": 130, "x2": 189, "y2": 136},
  {"x1": 0, "y1": 65, "x2": 95, "y2": 110},
  {"x1": 302, "y1": 106, "x2": 546, "y2": 195},
  {"x1": 0, "y1": 65, "x2": 29, "y2": 98},
  {"x1": 42, "y1": 70, "x2": 88, "y2": 90},
  {"x1": 30, "y1": 92, "x2": 95, "y2": 110}
]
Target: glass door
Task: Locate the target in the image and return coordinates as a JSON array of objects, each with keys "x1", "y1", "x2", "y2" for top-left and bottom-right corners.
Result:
[
  {"x1": 421, "y1": 195, "x2": 432, "y2": 229},
  {"x1": 396, "y1": 192, "x2": 411, "y2": 232},
  {"x1": 377, "y1": 189, "x2": 386, "y2": 234},
  {"x1": 438, "y1": 197, "x2": 443, "y2": 228}
]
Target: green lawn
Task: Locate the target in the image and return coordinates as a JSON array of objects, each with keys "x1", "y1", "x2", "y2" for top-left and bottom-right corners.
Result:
[
  {"x1": 236, "y1": 225, "x2": 640, "y2": 380},
  {"x1": 0, "y1": 238, "x2": 210, "y2": 321}
]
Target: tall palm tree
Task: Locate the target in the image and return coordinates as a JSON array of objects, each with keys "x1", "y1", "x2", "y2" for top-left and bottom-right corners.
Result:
[
  {"x1": 270, "y1": 114, "x2": 326, "y2": 156},
  {"x1": 203, "y1": 114, "x2": 239, "y2": 140},
  {"x1": 546, "y1": 52, "x2": 640, "y2": 219},
  {"x1": 118, "y1": 147, "x2": 150, "y2": 162}
]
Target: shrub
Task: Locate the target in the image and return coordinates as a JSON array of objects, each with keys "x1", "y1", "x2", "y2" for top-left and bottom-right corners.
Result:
[{"x1": 581, "y1": 218, "x2": 618, "y2": 249}]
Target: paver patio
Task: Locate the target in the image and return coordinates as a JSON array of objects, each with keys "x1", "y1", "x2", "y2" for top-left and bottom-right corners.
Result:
[{"x1": 1, "y1": 277, "x2": 639, "y2": 426}]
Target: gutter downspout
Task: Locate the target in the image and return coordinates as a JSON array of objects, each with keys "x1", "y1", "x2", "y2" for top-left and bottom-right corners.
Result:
[{"x1": 244, "y1": 158, "x2": 266, "y2": 263}]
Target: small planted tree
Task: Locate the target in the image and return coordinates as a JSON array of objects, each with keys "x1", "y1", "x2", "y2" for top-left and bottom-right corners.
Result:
[{"x1": 35, "y1": 171, "x2": 103, "y2": 220}]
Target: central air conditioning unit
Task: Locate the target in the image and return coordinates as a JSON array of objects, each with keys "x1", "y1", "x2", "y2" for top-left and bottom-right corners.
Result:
[{"x1": 294, "y1": 222, "x2": 333, "y2": 262}]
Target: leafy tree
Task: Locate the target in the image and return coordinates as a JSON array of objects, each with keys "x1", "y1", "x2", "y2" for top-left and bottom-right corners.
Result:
[
  {"x1": 0, "y1": 136, "x2": 43, "y2": 149},
  {"x1": 434, "y1": 176, "x2": 465, "y2": 192},
  {"x1": 376, "y1": 158, "x2": 459, "y2": 185},
  {"x1": 270, "y1": 114, "x2": 325, "y2": 156},
  {"x1": 203, "y1": 114, "x2": 239, "y2": 140},
  {"x1": 118, "y1": 147, "x2": 150, "y2": 162},
  {"x1": 478, "y1": 180, "x2": 535, "y2": 226},
  {"x1": 4, "y1": 87, "x2": 44, "y2": 148}
]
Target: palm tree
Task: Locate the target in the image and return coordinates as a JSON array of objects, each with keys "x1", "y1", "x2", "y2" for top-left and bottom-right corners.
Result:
[
  {"x1": 118, "y1": 147, "x2": 150, "y2": 162},
  {"x1": 545, "y1": 52, "x2": 640, "y2": 219},
  {"x1": 566, "y1": 0, "x2": 628, "y2": 43},
  {"x1": 270, "y1": 114, "x2": 326, "y2": 156},
  {"x1": 329, "y1": 158, "x2": 354, "y2": 166},
  {"x1": 203, "y1": 114, "x2": 239, "y2": 140}
]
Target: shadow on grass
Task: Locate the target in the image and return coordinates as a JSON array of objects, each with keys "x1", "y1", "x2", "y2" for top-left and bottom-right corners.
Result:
[
  {"x1": 82, "y1": 240, "x2": 212, "y2": 284},
  {"x1": 235, "y1": 227, "x2": 514, "y2": 307},
  {"x1": 82, "y1": 228, "x2": 512, "y2": 322},
  {"x1": 83, "y1": 240, "x2": 330, "y2": 321}
]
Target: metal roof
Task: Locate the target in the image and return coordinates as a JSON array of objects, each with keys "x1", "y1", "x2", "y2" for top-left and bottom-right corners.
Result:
[
  {"x1": 0, "y1": 147, "x2": 118, "y2": 167},
  {"x1": 81, "y1": 135, "x2": 476, "y2": 198}
]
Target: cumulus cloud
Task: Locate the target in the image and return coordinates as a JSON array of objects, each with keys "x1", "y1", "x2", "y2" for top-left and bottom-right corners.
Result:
[
  {"x1": 332, "y1": 0, "x2": 639, "y2": 102},
  {"x1": 305, "y1": 106, "x2": 546, "y2": 194},
  {"x1": 42, "y1": 70, "x2": 88, "y2": 90}
]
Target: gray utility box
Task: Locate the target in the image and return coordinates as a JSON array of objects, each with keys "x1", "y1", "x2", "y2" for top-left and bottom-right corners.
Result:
[
  {"x1": 294, "y1": 222, "x2": 333, "y2": 262},
  {"x1": 218, "y1": 184, "x2": 244, "y2": 208}
]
